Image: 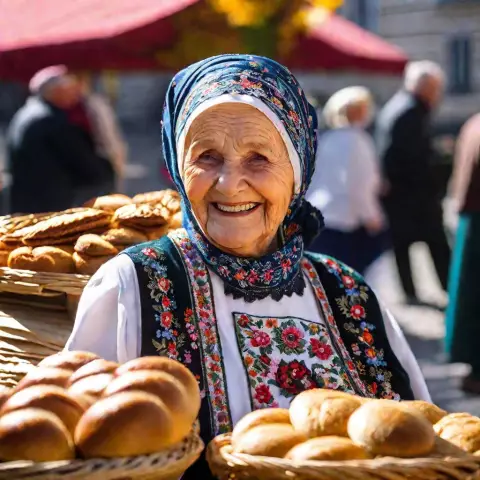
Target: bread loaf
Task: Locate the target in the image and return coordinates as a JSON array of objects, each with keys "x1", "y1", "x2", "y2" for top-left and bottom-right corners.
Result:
[
  {"x1": 115, "y1": 356, "x2": 200, "y2": 417},
  {"x1": 402, "y1": 400, "x2": 447, "y2": 424},
  {"x1": 434, "y1": 412, "x2": 480, "y2": 453},
  {"x1": 1, "y1": 385, "x2": 85, "y2": 435},
  {"x1": 68, "y1": 359, "x2": 119, "y2": 385},
  {"x1": 0, "y1": 386, "x2": 11, "y2": 409},
  {"x1": 347, "y1": 400, "x2": 435, "y2": 457},
  {"x1": 15, "y1": 367, "x2": 72, "y2": 391},
  {"x1": 286, "y1": 436, "x2": 372, "y2": 461},
  {"x1": 73, "y1": 251, "x2": 115, "y2": 275},
  {"x1": 103, "y1": 370, "x2": 194, "y2": 443},
  {"x1": 38, "y1": 351, "x2": 99, "y2": 371},
  {"x1": 74, "y1": 234, "x2": 118, "y2": 256},
  {"x1": 233, "y1": 424, "x2": 307, "y2": 458},
  {"x1": 0, "y1": 408, "x2": 74, "y2": 462},
  {"x1": 231, "y1": 408, "x2": 291, "y2": 449},
  {"x1": 290, "y1": 388, "x2": 362, "y2": 438},
  {"x1": 89, "y1": 194, "x2": 132, "y2": 212},
  {"x1": 75, "y1": 391, "x2": 176, "y2": 458},
  {"x1": 102, "y1": 227, "x2": 148, "y2": 246},
  {"x1": 69, "y1": 373, "x2": 114, "y2": 399}
]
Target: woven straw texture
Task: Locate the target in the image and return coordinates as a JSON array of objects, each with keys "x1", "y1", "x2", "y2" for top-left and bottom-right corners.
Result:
[
  {"x1": 207, "y1": 434, "x2": 480, "y2": 480},
  {"x1": 0, "y1": 268, "x2": 89, "y2": 297},
  {"x1": 0, "y1": 425, "x2": 204, "y2": 480}
]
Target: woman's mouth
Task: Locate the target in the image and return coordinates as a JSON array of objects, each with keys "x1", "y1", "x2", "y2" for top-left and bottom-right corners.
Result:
[{"x1": 212, "y1": 202, "x2": 261, "y2": 215}]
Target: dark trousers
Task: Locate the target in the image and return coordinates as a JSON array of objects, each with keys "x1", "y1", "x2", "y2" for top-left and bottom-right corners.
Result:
[{"x1": 392, "y1": 229, "x2": 451, "y2": 298}]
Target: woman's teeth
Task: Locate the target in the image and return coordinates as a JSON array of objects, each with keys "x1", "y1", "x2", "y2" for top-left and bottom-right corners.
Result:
[{"x1": 215, "y1": 203, "x2": 258, "y2": 213}]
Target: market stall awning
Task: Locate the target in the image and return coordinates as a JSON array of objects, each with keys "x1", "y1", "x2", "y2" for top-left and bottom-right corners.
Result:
[
  {"x1": 282, "y1": 12, "x2": 408, "y2": 75},
  {"x1": 0, "y1": 0, "x2": 199, "y2": 80}
]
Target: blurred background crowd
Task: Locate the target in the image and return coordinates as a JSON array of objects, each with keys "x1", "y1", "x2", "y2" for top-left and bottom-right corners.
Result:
[{"x1": 0, "y1": 0, "x2": 479, "y2": 413}]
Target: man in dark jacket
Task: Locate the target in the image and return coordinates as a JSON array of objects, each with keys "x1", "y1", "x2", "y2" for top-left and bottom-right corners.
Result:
[
  {"x1": 376, "y1": 61, "x2": 451, "y2": 305},
  {"x1": 5, "y1": 66, "x2": 114, "y2": 214}
]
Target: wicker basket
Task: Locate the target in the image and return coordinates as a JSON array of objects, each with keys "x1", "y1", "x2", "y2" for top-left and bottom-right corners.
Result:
[
  {"x1": 207, "y1": 434, "x2": 480, "y2": 480},
  {"x1": 0, "y1": 268, "x2": 90, "y2": 297},
  {"x1": 0, "y1": 425, "x2": 204, "y2": 480}
]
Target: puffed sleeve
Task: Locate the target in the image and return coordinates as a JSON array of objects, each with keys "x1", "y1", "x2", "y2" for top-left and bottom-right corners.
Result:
[
  {"x1": 64, "y1": 255, "x2": 141, "y2": 363},
  {"x1": 382, "y1": 307, "x2": 432, "y2": 402}
]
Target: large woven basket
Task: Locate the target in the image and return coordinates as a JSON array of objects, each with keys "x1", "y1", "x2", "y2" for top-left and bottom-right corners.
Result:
[
  {"x1": 0, "y1": 425, "x2": 204, "y2": 480},
  {"x1": 207, "y1": 434, "x2": 480, "y2": 480}
]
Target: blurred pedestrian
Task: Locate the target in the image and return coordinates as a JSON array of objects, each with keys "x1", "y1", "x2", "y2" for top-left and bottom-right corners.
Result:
[
  {"x1": 4, "y1": 66, "x2": 114, "y2": 214},
  {"x1": 307, "y1": 86, "x2": 387, "y2": 274},
  {"x1": 445, "y1": 113, "x2": 480, "y2": 394},
  {"x1": 75, "y1": 72, "x2": 127, "y2": 192},
  {"x1": 376, "y1": 61, "x2": 451, "y2": 305}
]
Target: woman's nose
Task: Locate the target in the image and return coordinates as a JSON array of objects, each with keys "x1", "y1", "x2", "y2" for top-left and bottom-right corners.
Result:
[{"x1": 215, "y1": 164, "x2": 246, "y2": 196}]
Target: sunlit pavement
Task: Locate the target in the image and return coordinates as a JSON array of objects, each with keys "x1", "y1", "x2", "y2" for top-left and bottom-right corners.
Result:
[{"x1": 366, "y1": 244, "x2": 480, "y2": 414}]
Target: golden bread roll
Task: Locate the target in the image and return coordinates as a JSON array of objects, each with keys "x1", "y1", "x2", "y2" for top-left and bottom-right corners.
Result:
[
  {"x1": 69, "y1": 373, "x2": 114, "y2": 399},
  {"x1": 91, "y1": 194, "x2": 132, "y2": 212},
  {"x1": 56, "y1": 245, "x2": 75, "y2": 254},
  {"x1": 169, "y1": 211, "x2": 182, "y2": 229},
  {"x1": 103, "y1": 370, "x2": 194, "y2": 443},
  {"x1": 0, "y1": 386, "x2": 11, "y2": 408},
  {"x1": 347, "y1": 400, "x2": 435, "y2": 457},
  {"x1": 1, "y1": 385, "x2": 85, "y2": 435},
  {"x1": 402, "y1": 400, "x2": 447, "y2": 424},
  {"x1": 143, "y1": 224, "x2": 170, "y2": 241},
  {"x1": 0, "y1": 408, "x2": 74, "y2": 461},
  {"x1": 231, "y1": 408, "x2": 291, "y2": 448},
  {"x1": 102, "y1": 227, "x2": 148, "y2": 246},
  {"x1": 132, "y1": 190, "x2": 177, "y2": 205},
  {"x1": 0, "y1": 250, "x2": 9, "y2": 267},
  {"x1": 430, "y1": 435, "x2": 472, "y2": 458},
  {"x1": 115, "y1": 356, "x2": 200, "y2": 416},
  {"x1": 38, "y1": 351, "x2": 99, "y2": 371},
  {"x1": 15, "y1": 367, "x2": 72, "y2": 391},
  {"x1": 69, "y1": 392, "x2": 96, "y2": 410},
  {"x1": 7, "y1": 246, "x2": 74, "y2": 273},
  {"x1": 286, "y1": 436, "x2": 372, "y2": 461},
  {"x1": 434, "y1": 413, "x2": 480, "y2": 453},
  {"x1": 289, "y1": 388, "x2": 361, "y2": 437},
  {"x1": 113, "y1": 203, "x2": 170, "y2": 229},
  {"x1": 74, "y1": 234, "x2": 118, "y2": 256},
  {"x1": 73, "y1": 251, "x2": 115, "y2": 275},
  {"x1": 233, "y1": 423, "x2": 307, "y2": 458},
  {"x1": 75, "y1": 391, "x2": 176, "y2": 457},
  {"x1": 68, "y1": 359, "x2": 119, "y2": 386}
]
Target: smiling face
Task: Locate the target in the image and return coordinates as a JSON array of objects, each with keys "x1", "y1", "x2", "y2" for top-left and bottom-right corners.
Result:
[{"x1": 182, "y1": 102, "x2": 294, "y2": 258}]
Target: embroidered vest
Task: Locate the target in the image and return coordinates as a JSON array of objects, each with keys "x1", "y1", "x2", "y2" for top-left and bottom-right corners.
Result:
[{"x1": 124, "y1": 231, "x2": 414, "y2": 478}]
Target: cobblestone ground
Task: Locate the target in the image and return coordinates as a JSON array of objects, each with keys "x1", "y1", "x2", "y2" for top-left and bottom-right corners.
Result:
[{"x1": 366, "y1": 245, "x2": 480, "y2": 414}]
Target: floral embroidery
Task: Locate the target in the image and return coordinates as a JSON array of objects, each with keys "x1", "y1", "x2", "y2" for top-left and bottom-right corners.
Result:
[
  {"x1": 233, "y1": 313, "x2": 355, "y2": 410},
  {"x1": 135, "y1": 245, "x2": 205, "y2": 401},
  {"x1": 170, "y1": 230, "x2": 232, "y2": 434},
  {"x1": 304, "y1": 256, "x2": 400, "y2": 401}
]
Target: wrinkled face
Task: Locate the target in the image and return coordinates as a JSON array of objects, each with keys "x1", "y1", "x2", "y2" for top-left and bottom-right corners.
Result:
[{"x1": 182, "y1": 103, "x2": 294, "y2": 258}]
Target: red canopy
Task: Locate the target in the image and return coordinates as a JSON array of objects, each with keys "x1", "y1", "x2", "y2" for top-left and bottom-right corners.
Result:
[
  {"x1": 0, "y1": 0, "x2": 407, "y2": 81},
  {"x1": 0, "y1": 0, "x2": 198, "y2": 80},
  {"x1": 283, "y1": 13, "x2": 407, "y2": 75}
]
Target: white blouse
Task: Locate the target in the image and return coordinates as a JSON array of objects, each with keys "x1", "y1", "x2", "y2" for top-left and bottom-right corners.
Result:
[{"x1": 66, "y1": 255, "x2": 431, "y2": 426}]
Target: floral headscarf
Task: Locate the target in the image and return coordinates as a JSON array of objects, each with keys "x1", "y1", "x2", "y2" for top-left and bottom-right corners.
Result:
[{"x1": 162, "y1": 54, "x2": 324, "y2": 302}]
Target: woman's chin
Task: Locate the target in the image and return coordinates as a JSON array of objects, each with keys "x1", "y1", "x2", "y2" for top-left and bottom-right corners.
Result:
[{"x1": 208, "y1": 232, "x2": 264, "y2": 257}]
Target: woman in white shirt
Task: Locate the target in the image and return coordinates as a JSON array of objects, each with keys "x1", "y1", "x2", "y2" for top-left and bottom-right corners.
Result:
[{"x1": 307, "y1": 86, "x2": 387, "y2": 274}]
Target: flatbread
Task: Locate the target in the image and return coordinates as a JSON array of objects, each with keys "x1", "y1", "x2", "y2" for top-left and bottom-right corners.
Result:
[{"x1": 113, "y1": 203, "x2": 170, "y2": 228}]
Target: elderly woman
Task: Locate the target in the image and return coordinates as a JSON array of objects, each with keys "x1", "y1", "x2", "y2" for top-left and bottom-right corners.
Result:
[
  {"x1": 307, "y1": 86, "x2": 387, "y2": 274},
  {"x1": 66, "y1": 55, "x2": 429, "y2": 477}
]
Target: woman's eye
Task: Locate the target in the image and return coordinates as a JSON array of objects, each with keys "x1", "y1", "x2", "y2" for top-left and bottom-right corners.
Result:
[
  {"x1": 198, "y1": 151, "x2": 221, "y2": 163},
  {"x1": 249, "y1": 153, "x2": 268, "y2": 164}
]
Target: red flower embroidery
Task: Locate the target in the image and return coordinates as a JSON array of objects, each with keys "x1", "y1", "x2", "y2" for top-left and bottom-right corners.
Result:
[
  {"x1": 157, "y1": 277, "x2": 171, "y2": 293},
  {"x1": 342, "y1": 275, "x2": 355, "y2": 289},
  {"x1": 282, "y1": 326, "x2": 303, "y2": 349},
  {"x1": 161, "y1": 296, "x2": 170, "y2": 309},
  {"x1": 310, "y1": 338, "x2": 333, "y2": 360},
  {"x1": 251, "y1": 331, "x2": 271, "y2": 348},
  {"x1": 259, "y1": 355, "x2": 271, "y2": 365},
  {"x1": 263, "y1": 270, "x2": 274, "y2": 282},
  {"x1": 362, "y1": 329, "x2": 374, "y2": 345},
  {"x1": 254, "y1": 384, "x2": 272, "y2": 404},
  {"x1": 160, "y1": 312, "x2": 173, "y2": 328},
  {"x1": 281, "y1": 258, "x2": 292, "y2": 271},
  {"x1": 238, "y1": 314, "x2": 249, "y2": 327},
  {"x1": 247, "y1": 270, "x2": 259, "y2": 284},
  {"x1": 350, "y1": 305, "x2": 365, "y2": 320},
  {"x1": 234, "y1": 269, "x2": 247, "y2": 281},
  {"x1": 142, "y1": 247, "x2": 157, "y2": 259},
  {"x1": 276, "y1": 360, "x2": 311, "y2": 395}
]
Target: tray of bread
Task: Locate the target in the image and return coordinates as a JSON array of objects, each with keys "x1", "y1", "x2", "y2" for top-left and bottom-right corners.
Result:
[
  {"x1": 0, "y1": 351, "x2": 203, "y2": 479},
  {"x1": 0, "y1": 190, "x2": 182, "y2": 298},
  {"x1": 207, "y1": 388, "x2": 480, "y2": 480}
]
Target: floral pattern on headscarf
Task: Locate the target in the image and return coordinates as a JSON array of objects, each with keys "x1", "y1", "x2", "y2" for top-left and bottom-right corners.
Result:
[{"x1": 162, "y1": 54, "x2": 324, "y2": 302}]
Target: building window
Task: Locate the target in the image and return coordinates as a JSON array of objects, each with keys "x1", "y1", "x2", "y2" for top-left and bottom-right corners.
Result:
[
  {"x1": 342, "y1": 0, "x2": 379, "y2": 33},
  {"x1": 448, "y1": 35, "x2": 473, "y2": 94}
]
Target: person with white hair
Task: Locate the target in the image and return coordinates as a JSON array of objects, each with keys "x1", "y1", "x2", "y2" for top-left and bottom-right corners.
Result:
[
  {"x1": 4, "y1": 66, "x2": 114, "y2": 213},
  {"x1": 375, "y1": 60, "x2": 450, "y2": 306},
  {"x1": 306, "y1": 86, "x2": 387, "y2": 274}
]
